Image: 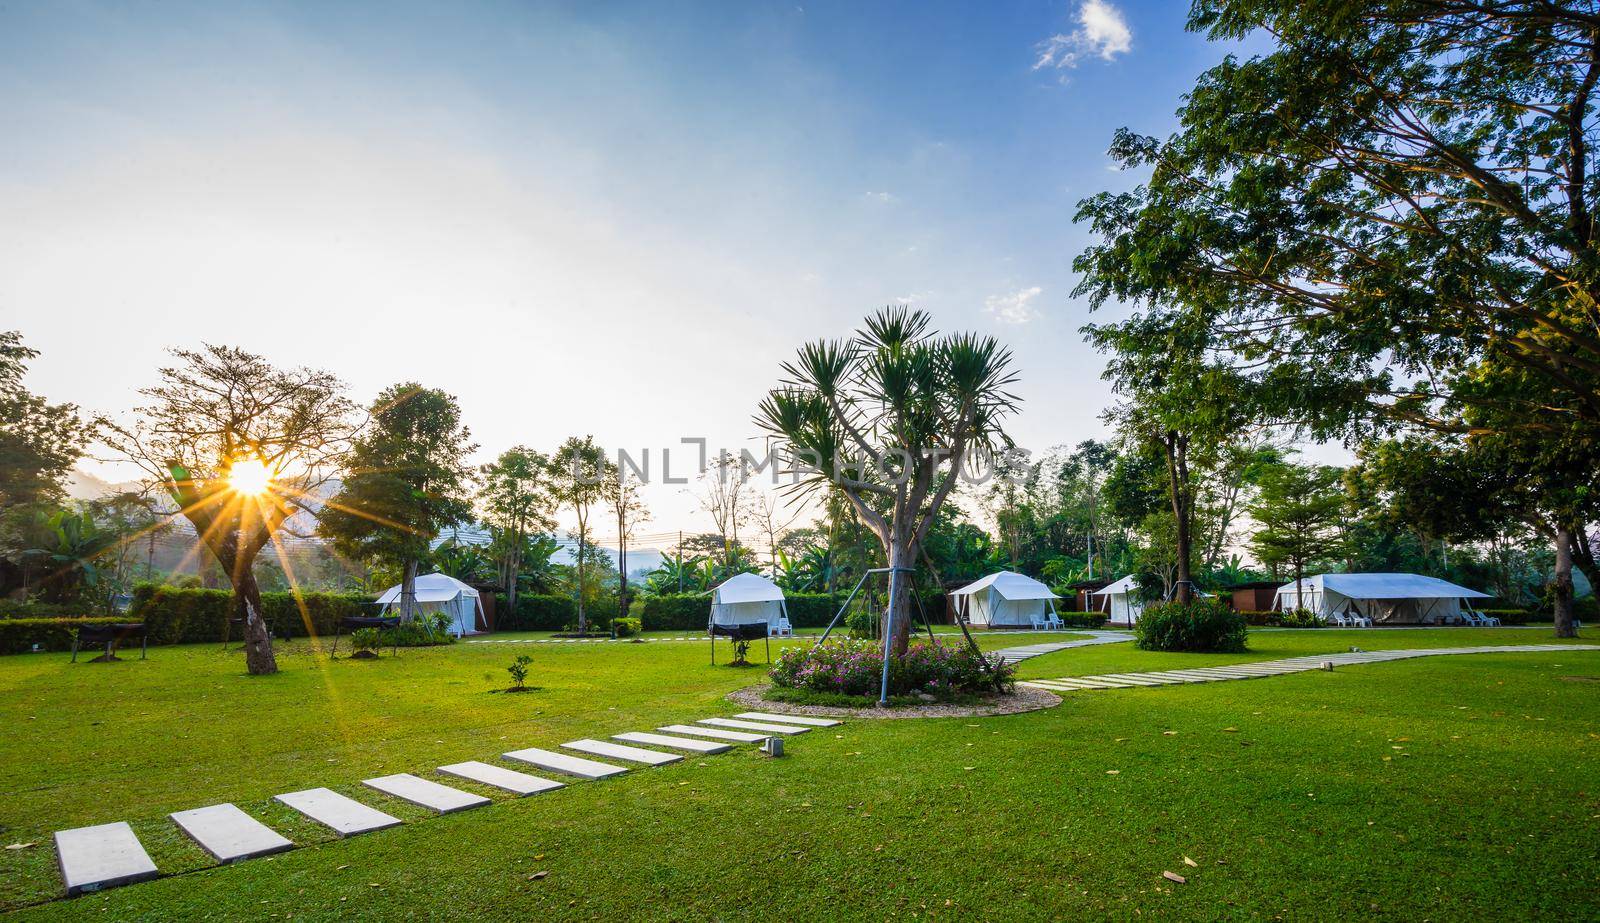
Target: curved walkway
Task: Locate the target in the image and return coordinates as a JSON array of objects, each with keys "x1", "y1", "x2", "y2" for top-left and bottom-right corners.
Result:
[
  {"x1": 1019, "y1": 643, "x2": 1600, "y2": 692},
  {"x1": 991, "y1": 630, "x2": 1134, "y2": 666}
]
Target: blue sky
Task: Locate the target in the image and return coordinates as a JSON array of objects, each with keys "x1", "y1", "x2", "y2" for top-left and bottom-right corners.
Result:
[{"x1": 0, "y1": 1, "x2": 1251, "y2": 536}]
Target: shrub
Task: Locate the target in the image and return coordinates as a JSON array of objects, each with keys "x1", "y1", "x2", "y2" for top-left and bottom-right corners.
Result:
[
  {"x1": 381, "y1": 613, "x2": 456, "y2": 647},
  {"x1": 492, "y1": 594, "x2": 577, "y2": 632},
  {"x1": 1135, "y1": 599, "x2": 1249, "y2": 653},
  {"x1": 612, "y1": 616, "x2": 641, "y2": 638},
  {"x1": 845, "y1": 607, "x2": 877, "y2": 639},
  {"x1": 506, "y1": 654, "x2": 532, "y2": 690},
  {"x1": 0, "y1": 599, "x2": 94, "y2": 620},
  {"x1": 770, "y1": 638, "x2": 1012, "y2": 699},
  {"x1": 1056, "y1": 611, "x2": 1108, "y2": 629},
  {"x1": 128, "y1": 584, "x2": 370, "y2": 643},
  {"x1": 0, "y1": 617, "x2": 130, "y2": 654},
  {"x1": 1272, "y1": 608, "x2": 1326, "y2": 628},
  {"x1": 349, "y1": 627, "x2": 382, "y2": 654}
]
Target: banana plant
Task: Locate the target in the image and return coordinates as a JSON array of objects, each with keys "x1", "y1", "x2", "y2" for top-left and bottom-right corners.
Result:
[{"x1": 21, "y1": 508, "x2": 120, "y2": 604}]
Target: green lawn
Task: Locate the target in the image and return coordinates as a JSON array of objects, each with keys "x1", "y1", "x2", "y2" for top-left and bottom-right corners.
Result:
[{"x1": 3, "y1": 627, "x2": 1597, "y2": 919}]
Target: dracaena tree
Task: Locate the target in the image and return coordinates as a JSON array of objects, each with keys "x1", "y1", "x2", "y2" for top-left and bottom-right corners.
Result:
[{"x1": 756, "y1": 307, "x2": 1019, "y2": 657}]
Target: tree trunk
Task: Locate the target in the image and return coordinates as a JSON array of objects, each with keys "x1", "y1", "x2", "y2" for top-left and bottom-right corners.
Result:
[
  {"x1": 885, "y1": 541, "x2": 915, "y2": 658},
  {"x1": 575, "y1": 537, "x2": 587, "y2": 635},
  {"x1": 1294, "y1": 557, "x2": 1304, "y2": 613},
  {"x1": 1163, "y1": 430, "x2": 1194, "y2": 604},
  {"x1": 400, "y1": 558, "x2": 420, "y2": 622},
  {"x1": 1554, "y1": 524, "x2": 1577, "y2": 638},
  {"x1": 234, "y1": 569, "x2": 276, "y2": 675}
]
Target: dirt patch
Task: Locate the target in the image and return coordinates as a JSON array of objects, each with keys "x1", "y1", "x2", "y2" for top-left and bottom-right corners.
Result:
[{"x1": 726, "y1": 683, "x2": 1061, "y2": 719}]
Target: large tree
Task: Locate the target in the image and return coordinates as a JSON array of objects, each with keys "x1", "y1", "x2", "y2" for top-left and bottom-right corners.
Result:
[
  {"x1": 320, "y1": 383, "x2": 476, "y2": 622},
  {"x1": 110, "y1": 345, "x2": 357, "y2": 674},
  {"x1": 550, "y1": 436, "x2": 611, "y2": 635},
  {"x1": 756, "y1": 307, "x2": 1019, "y2": 657},
  {"x1": 1247, "y1": 462, "x2": 1347, "y2": 608},
  {"x1": 477, "y1": 447, "x2": 556, "y2": 617},
  {"x1": 601, "y1": 467, "x2": 649, "y2": 624},
  {"x1": 1075, "y1": 0, "x2": 1600, "y2": 624}
]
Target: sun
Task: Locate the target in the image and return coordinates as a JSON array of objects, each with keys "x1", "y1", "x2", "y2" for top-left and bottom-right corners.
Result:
[{"x1": 228, "y1": 458, "x2": 274, "y2": 496}]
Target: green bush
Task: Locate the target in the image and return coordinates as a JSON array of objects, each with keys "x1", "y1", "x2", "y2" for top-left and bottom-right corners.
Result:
[
  {"x1": 1271, "y1": 608, "x2": 1326, "y2": 628},
  {"x1": 1135, "y1": 599, "x2": 1249, "y2": 653},
  {"x1": 0, "y1": 617, "x2": 131, "y2": 654},
  {"x1": 349, "y1": 627, "x2": 382, "y2": 653},
  {"x1": 769, "y1": 637, "x2": 1013, "y2": 699},
  {"x1": 0, "y1": 599, "x2": 96, "y2": 620},
  {"x1": 636, "y1": 594, "x2": 711, "y2": 631},
  {"x1": 1056, "y1": 611, "x2": 1107, "y2": 629},
  {"x1": 612, "y1": 616, "x2": 641, "y2": 637},
  {"x1": 129, "y1": 584, "x2": 370, "y2": 643},
  {"x1": 492, "y1": 594, "x2": 577, "y2": 632}
]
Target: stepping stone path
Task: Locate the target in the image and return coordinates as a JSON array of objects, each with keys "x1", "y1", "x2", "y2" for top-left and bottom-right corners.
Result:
[
  {"x1": 503, "y1": 747, "x2": 630, "y2": 780},
  {"x1": 42, "y1": 704, "x2": 840, "y2": 900},
  {"x1": 734, "y1": 712, "x2": 841, "y2": 727},
  {"x1": 657, "y1": 723, "x2": 771, "y2": 742},
  {"x1": 170, "y1": 804, "x2": 293, "y2": 864},
  {"x1": 613, "y1": 731, "x2": 732, "y2": 754},
  {"x1": 273, "y1": 788, "x2": 403, "y2": 838},
  {"x1": 562, "y1": 739, "x2": 683, "y2": 766},
  {"x1": 698, "y1": 717, "x2": 812, "y2": 734},
  {"x1": 363, "y1": 773, "x2": 490, "y2": 814},
  {"x1": 1019, "y1": 643, "x2": 1600, "y2": 692},
  {"x1": 991, "y1": 630, "x2": 1133, "y2": 666},
  {"x1": 54, "y1": 822, "x2": 159, "y2": 896},
  {"x1": 437, "y1": 761, "x2": 565, "y2": 796}
]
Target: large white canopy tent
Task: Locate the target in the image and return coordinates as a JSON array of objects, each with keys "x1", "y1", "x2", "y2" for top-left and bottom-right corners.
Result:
[
  {"x1": 709, "y1": 572, "x2": 789, "y2": 632},
  {"x1": 950, "y1": 572, "x2": 1060, "y2": 628},
  {"x1": 1273, "y1": 573, "x2": 1492, "y2": 624},
  {"x1": 376, "y1": 572, "x2": 486, "y2": 637},
  {"x1": 1091, "y1": 575, "x2": 1145, "y2": 626}
]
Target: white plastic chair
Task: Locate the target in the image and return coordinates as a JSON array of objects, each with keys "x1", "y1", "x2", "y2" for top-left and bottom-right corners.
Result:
[
  {"x1": 1328, "y1": 613, "x2": 1350, "y2": 628},
  {"x1": 1475, "y1": 610, "x2": 1501, "y2": 627},
  {"x1": 1460, "y1": 611, "x2": 1485, "y2": 627},
  {"x1": 1029, "y1": 613, "x2": 1046, "y2": 631},
  {"x1": 1044, "y1": 611, "x2": 1064, "y2": 631},
  {"x1": 774, "y1": 616, "x2": 794, "y2": 638}
]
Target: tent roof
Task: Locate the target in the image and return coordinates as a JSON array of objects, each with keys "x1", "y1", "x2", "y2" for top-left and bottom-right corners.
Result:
[
  {"x1": 711, "y1": 572, "x2": 785, "y2": 604},
  {"x1": 375, "y1": 572, "x2": 480, "y2": 605},
  {"x1": 1277, "y1": 573, "x2": 1491, "y2": 600},
  {"x1": 1091, "y1": 575, "x2": 1140, "y2": 597},
  {"x1": 950, "y1": 571, "x2": 1059, "y2": 600}
]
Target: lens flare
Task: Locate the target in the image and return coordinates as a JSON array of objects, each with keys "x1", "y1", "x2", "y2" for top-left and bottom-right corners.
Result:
[{"x1": 228, "y1": 458, "x2": 274, "y2": 495}]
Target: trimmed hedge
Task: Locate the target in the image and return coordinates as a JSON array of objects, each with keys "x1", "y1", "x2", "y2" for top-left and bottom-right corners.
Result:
[
  {"x1": 0, "y1": 617, "x2": 131, "y2": 654},
  {"x1": 129, "y1": 584, "x2": 370, "y2": 643},
  {"x1": 492, "y1": 594, "x2": 578, "y2": 632},
  {"x1": 1056, "y1": 611, "x2": 1108, "y2": 629},
  {"x1": 1135, "y1": 599, "x2": 1249, "y2": 653}
]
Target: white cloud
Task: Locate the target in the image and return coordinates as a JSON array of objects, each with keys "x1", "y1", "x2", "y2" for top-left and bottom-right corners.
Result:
[
  {"x1": 863, "y1": 190, "x2": 896, "y2": 204},
  {"x1": 1034, "y1": 0, "x2": 1132, "y2": 71},
  {"x1": 984, "y1": 286, "x2": 1044, "y2": 324}
]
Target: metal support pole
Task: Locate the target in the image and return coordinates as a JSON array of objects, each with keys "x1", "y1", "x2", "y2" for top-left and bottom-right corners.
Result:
[{"x1": 877, "y1": 564, "x2": 899, "y2": 706}]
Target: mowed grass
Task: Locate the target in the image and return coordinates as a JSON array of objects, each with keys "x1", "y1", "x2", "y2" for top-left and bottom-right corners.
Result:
[{"x1": 2, "y1": 627, "x2": 1597, "y2": 919}]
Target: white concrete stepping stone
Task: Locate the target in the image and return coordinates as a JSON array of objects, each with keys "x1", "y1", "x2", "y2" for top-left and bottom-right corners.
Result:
[
  {"x1": 438, "y1": 761, "x2": 565, "y2": 796},
  {"x1": 272, "y1": 788, "x2": 402, "y2": 837},
  {"x1": 503, "y1": 747, "x2": 629, "y2": 780},
  {"x1": 697, "y1": 717, "x2": 811, "y2": 734},
  {"x1": 614, "y1": 731, "x2": 731, "y2": 754},
  {"x1": 54, "y1": 822, "x2": 159, "y2": 896},
  {"x1": 563, "y1": 739, "x2": 683, "y2": 766},
  {"x1": 170, "y1": 803, "x2": 293, "y2": 864},
  {"x1": 657, "y1": 723, "x2": 768, "y2": 742},
  {"x1": 363, "y1": 773, "x2": 490, "y2": 814},
  {"x1": 734, "y1": 712, "x2": 841, "y2": 727}
]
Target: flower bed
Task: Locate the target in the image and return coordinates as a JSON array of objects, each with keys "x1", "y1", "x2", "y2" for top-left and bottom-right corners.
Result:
[{"x1": 768, "y1": 638, "x2": 1014, "y2": 702}]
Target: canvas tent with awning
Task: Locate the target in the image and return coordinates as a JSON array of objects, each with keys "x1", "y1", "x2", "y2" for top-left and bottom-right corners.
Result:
[
  {"x1": 1091, "y1": 575, "x2": 1145, "y2": 626},
  {"x1": 709, "y1": 572, "x2": 789, "y2": 632},
  {"x1": 1273, "y1": 573, "x2": 1491, "y2": 624},
  {"x1": 950, "y1": 572, "x2": 1060, "y2": 628},
  {"x1": 376, "y1": 572, "x2": 486, "y2": 637}
]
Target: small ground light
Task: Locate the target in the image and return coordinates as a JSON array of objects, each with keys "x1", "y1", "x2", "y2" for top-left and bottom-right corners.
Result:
[
  {"x1": 761, "y1": 737, "x2": 785, "y2": 758},
  {"x1": 1321, "y1": 661, "x2": 1334, "y2": 671}
]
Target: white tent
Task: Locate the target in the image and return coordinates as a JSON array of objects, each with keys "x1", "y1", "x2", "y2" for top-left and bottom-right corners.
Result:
[
  {"x1": 1273, "y1": 573, "x2": 1491, "y2": 624},
  {"x1": 950, "y1": 572, "x2": 1060, "y2": 628},
  {"x1": 1091, "y1": 575, "x2": 1145, "y2": 626},
  {"x1": 376, "y1": 572, "x2": 486, "y2": 637},
  {"x1": 709, "y1": 572, "x2": 789, "y2": 632}
]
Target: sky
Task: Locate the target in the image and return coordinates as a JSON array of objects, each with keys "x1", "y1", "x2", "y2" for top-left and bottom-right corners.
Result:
[{"x1": 0, "y1": 1, "x2": 1257, "y2": 546}]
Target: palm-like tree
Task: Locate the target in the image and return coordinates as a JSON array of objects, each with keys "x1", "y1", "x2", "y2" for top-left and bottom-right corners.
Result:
[
  {"x1": 22, "y1": 508, "x2": 120, "y2": 604},
  {"x1": 756, "y1": 307, "x2": 1019, "y2": 657}
]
